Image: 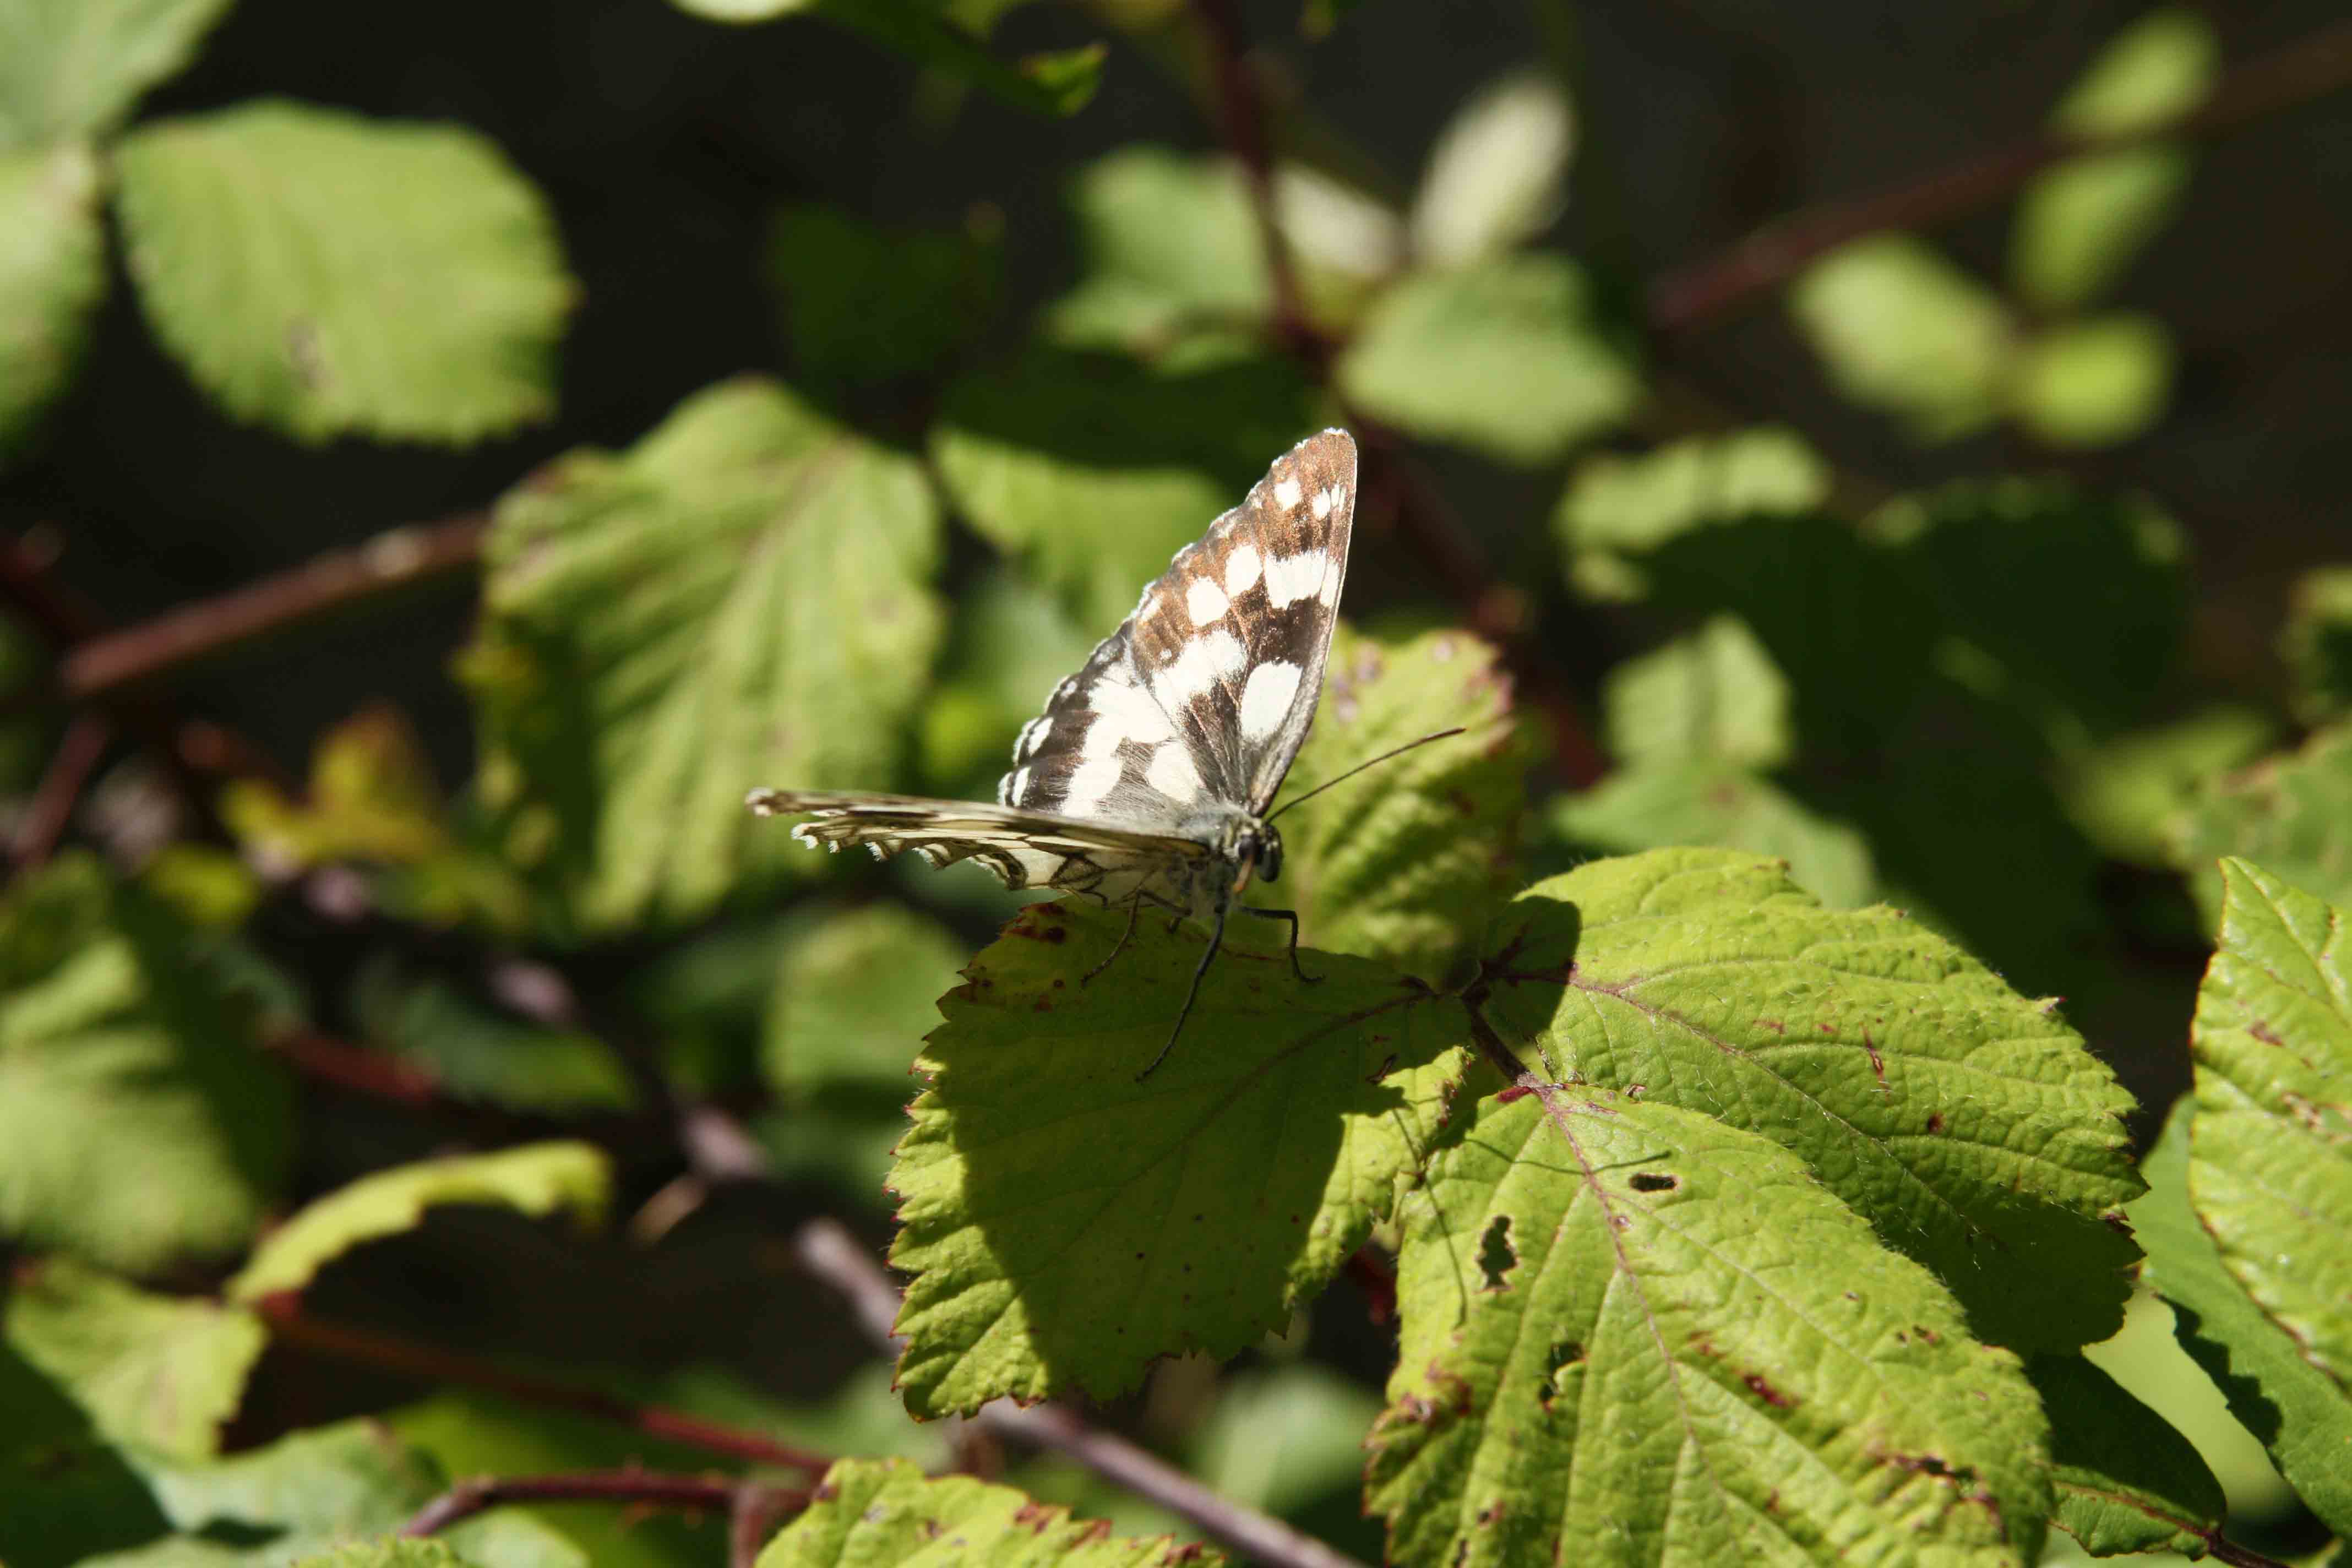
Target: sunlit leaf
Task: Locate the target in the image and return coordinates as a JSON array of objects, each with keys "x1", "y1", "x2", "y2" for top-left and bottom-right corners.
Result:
[
  {"x1": 1542, "y1": 760, "x2": 1877, "y2": 911},
  {"x1": 1601, "y1": 615, "x2": 1793, "y2": 770},
  {"x1": 2282, "y1": 564, "x2": 2352, "y2": 726},
  {"x1": 756, "y1": 1457, "x2": 1221, "y2": 1565},
  {"x1": 1339, "y1": 253, "x2": 1638, "y2": 465},
  {"x1": 2058, "y1": 707, "x2": 2276, "y2": 868},
  {"x1": 4, "y1": 1258, "x2": 264, "y2": 1462},
  {"x1": 890, "y1": 899, "x2": 1468, "y2": 1415},
  {"x1": 228, "y1": 1142, "x2": 611, "y2": 1303},
  {"x1": 0, "y1": 0, "x2": 233, "y2": 147},
  {"x1": 1789, "y1": 234, "x2": 2010, "y2": 443},
  {"x1": 2171, "y1": 722, "x2": 2352, "y2": 927},
  {"x1": 0, "y1": 141, "x2": 106, "y2": 462},
  {"x1": 2011, "y1": 314, "x2": 2172, "y2": 449},
  {"x1": 1408, "y1": 73, "x2": 1572, "y2": 267},
  {"x1": 466, "y1": 377, "x2": 945, "y2": 934},
  {"x1": 1554, "y1": 427, "x2": 1830, "y2": 602},
  {"x1": 0, "y1": 853, "x2": 290, "y2": 1273},
  {"x1": 1368, "y1": 1088, "x2": 2051, "y2": 1567},
  {"x1": 1047, "y1": 148, "x2": 1267, "y2": 351},
  {"x1": 2028, "y1": 1352, "x2": 2224, "y2": 1556},
  {"x1": 112, "y1": 101, "x2": 574, "y2": 445},
  {"x1": 1470, "y1": 848, "x2": 2144, "y2": 1352}
]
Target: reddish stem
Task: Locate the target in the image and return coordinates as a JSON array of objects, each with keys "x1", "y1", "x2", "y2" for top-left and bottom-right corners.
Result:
[{"x1": 10, "y1": 712, "x2": 112, "y2": 869}]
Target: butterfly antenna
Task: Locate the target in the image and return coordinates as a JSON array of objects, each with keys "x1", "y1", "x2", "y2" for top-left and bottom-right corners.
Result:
[
  {"x1": 1265, "y1": 727, "x2": 1468, "y2": 823},
  {"x1": 1136, "y1": 899, "x2": 1231, "y2": 1081}
]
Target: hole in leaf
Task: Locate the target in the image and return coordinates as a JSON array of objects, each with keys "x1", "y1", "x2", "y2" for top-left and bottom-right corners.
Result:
[
  {"x1": 1629, "y1": 1170, "x2": 1678, "y2": 1193},
  {"x1": 1538, "y1": 1340, "x2": 1584, "y2": 1409},
  {"x1": 1476, "y1": 1215, "x2": 1516, "y2": 1291}
]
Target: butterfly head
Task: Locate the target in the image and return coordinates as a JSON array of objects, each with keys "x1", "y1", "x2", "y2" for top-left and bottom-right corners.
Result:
[{"x1": 1222, "y1": 815, "x2": 1283, "y2": 895}]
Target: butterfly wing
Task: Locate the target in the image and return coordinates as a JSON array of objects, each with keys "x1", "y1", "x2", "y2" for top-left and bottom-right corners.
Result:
[
  {"x1": 747, "y1": 788, "x2": 1212, "y2": 903},
  {"x1": 999, "y1": 429, "x2": 1357, "y2": 823}
]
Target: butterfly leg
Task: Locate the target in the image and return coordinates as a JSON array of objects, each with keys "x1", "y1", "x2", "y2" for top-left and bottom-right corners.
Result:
[
  {"x1": 1088, "y1": 889, "x2": 1186, "y2": 984},
  {"x1": 1240, "y1": 906, "x2": 1320, "y2": 984},
  {"x1": 1136, "y1": 897, "x2": 1230, "y2": 1082}
]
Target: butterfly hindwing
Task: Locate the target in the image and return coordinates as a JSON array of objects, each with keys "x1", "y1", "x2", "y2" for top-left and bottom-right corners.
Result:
[{"x1": 999, "y1": 429, "x2": 1357, "y2": 824}]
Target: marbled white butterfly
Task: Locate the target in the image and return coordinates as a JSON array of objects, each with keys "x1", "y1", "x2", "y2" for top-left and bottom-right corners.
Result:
[{"x1": 749, "y1": 428, "x2": 1444, "y2": 1077}]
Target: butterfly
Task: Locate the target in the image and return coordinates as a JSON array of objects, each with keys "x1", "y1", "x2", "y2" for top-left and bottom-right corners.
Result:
[{"x1": 749, "y1": 428, "x2": 1445, "y2": 1078}]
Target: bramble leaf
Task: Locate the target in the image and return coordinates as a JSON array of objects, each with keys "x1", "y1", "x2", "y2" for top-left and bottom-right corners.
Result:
[
  {"x1": 1469, "y1": 848, "x2": 2144, "y2": 1352},
  {"x1": 2171, "y1": 723, "x2": 2352, "y2": 927},
  {"x1": 227, "y1": 1142, "x2": 611, "y2": 1303},
  {"x1": 1554, "y1": 427, "x2": 1830, "y2": 602},
  {"x1": 1340, "y1": 253, "x2": 1637, "y2": 465},
  {"x1": 2188, "y1": 860, "x2": 2352, "y2": 1393},
  {"x1": 764, "y1": 902, "x2": 965, "y2": 1093},
  {"x1": 111, "y1": 101, "x2": 573, "y2": 444},
  {"x1": 2130, "y1": 1104, "x2": 2352, "y2": 1536},
  {"x1": 1600, "y1": 615, "x2": 1794, "y2": 770},
  {"x1": 1272, "y1": 624, "x2": 1533, "y2": 981},
  {"x1": 1367, "y1": 1087, "x2": 2051, "y2": 1567},
  {"x1": 0, "y1": 853, "x2": 290, "y2": 1272},
  {"x1": 466, "y1": 377, "x2": 945, "y2": 935},
  {"x1": 0, "y1": 0, "x2": 232, "y2": 146},
  {"x1": 1047, "y1": 148, "x2": 1267, "y2": 351},
  {"x1": 350, "y1": 964, "x2": 634, "y2": 1115},
  {"x1": 2027, "y1": 1352, "x2": 2224, "y2": 1558},
  {"x1": 1789, "y1": 235, "x2": 2009, "y2": 442},
  {"x1": 889, "y1": 899, "x2": 1468, "y2": 1415},
  {"x1": 0, "y1": 141, "x2": 106, "y2": 462},
  {"x1": 756, "y1": 1457, "x2": 1221, "y2": 1566},
  {"x1": 4, "y1": 1258, "x2": 264, "y2": 1462}
]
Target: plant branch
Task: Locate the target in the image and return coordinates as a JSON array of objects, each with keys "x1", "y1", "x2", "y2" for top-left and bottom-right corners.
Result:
[
  {"x1": 58, "y1": 513, "x2": 488, "y2": 701},
  {"x1": 1187, "y1": 0, "x2": 1322, "y2": 364},
  {"x1": 399, "y1": 1469, "x2": 803, "y2": 1544},
  {"x1": 1647, "y1": 16, "x2": 2352, "y2": 334},
  {"x1": 253, "y1": 1296, "x2": 837, "y2": 1476},
  {"x1": 793, "y1": 1219, "x2": 1372, "y2": 1568},
  {"x1": 10, "y1": 712, "x2": 112, "y2": 870}
]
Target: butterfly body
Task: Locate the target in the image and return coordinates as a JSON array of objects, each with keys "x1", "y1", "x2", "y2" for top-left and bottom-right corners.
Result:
[{"x1": 748, "y1": 428, "x2": 1357, "y2": 1072}]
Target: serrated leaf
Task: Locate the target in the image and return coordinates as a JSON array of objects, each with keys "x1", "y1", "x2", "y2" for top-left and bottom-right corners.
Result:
[
  {"x1": 2011, "y1": 9, "x2": 2217, "y2": 311},
  {"x1": 1271, "y1": 624, "x2": 1533, "y2": 981},
  {"x1": 0, "y1": 852, "x2": 290, "y2": 1272},
  {"x1": 2011, "y1": 314, "x2": 2172, "y2": 448},
  {"x1": 466, "y1": 377, "x2": 944, "y2": 934},
  {"x1": 4, "y1": 1258, "x2": 265, "y2": 1462},
  {"x1": 2130, "y1": 1103, "x2": 2352, "y2": 1536},
  {"x1": 0, "y1": 140, "x2": 106, "y2": 462},
  {"x1": 767, "y1": 205, "x2": 996, "y2": 390},
  {"x1": 1368, "y1": 1087, "x2": 2051, "y2": 1567},
  {"x1": 1469, "y1": 848, "x2": 2144, "y2": 1352},
  {"x1": 758, "y1": 1457, "x2": 1221, "y2": 1565},
  {"x1": 1542, "y1": 760, "x2": 1878, "y2": 911},
  {"x1": 1339, "y1": 253, "x2": 1638, "y2": 464},
  {"x1": 765, "y1": 902, "x2": 965, "y2": 1093},
  {"x1": 2027, "y1": 1352, "x2": 2224, "y2": 1558},
  {"x1": 1408, "y1": 72, "x2": 1573, "y2": 266},
  {"x1": 227, "y1": 1142, "x2": 611, "y2": 1303},
  {"x1": 1789, "y1": 235, "x2": 2011, "y2": 443},
  {"x1": 111, "y1": 100, "x2": 573, "y2": 444},
  {"x1": 1602, "y1": 615, "x2": 1794, "y2": 770},
  {"x1": 2058, "y1": 706, "x2": 2275, "y2": 867},
  {"x1": 2187, "y1": 861, "x2": 2352, "y2": 1394},
  {"x1": 1047, "y1": 148, "x2": 1268, "y2": 351},
  {"x1": 2171, "y1": 723, "x2": 2352, "y2": 928},
  {"x1": 889, "y1": 899, "x2": 1468, "y2": 1415},
  {"x1": 0, "y1": 1338, "x2": 173, "y2": 1568},
  {"x1": 928, "y1": 342, "x2": 1315, "y2": 627},
  {"x1": 0, "y1": 0, "x2": 233, "y2": 147},
  {"x1": 2282, "y1": 565, "x2": 2352, "y2": 726}
]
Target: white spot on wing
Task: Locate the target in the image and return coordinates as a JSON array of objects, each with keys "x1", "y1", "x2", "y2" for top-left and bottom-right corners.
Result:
[
  {"x1": 1063, "y1": 752, "x2": 1123, "y2": 817},
  {"x1": 1263, "y1": 549, "x2": 1327, "y2": 608},
  {"x1": 1275, "y1": 476, "x2": 1303, "y2": 509},
  {"x1": 1186, "y1": 576, "x2": 1229, "y2": 625},
  {"x1": 1157, "y1": 628, "x2": 1246, "y2": 701},
  {"x1": 1225, "y1": 545, "x2": 1261, "y2": 595},
  {"x1": 1006, "y1": 765, "x2": 1032, "y2": 803},
  {"x1": 1319, "y1": 483, "x2": 1346, "y2": 519},
  {"x1": 1145, "y1": 742, "x2": 1204, "y2": 803},
  {"x1": 1016, "y1": 715, "x2": 1053, "y2": 758},
  {"x1": 1092, "y1": 678, "x2": 1177, "y2": 749},
  {"x1": 1310, "y1": 488, "x2": 1331, "y2": 520},
  {"x1": 1239, "y1": 660, "x2": 1304, "y2": 743}
]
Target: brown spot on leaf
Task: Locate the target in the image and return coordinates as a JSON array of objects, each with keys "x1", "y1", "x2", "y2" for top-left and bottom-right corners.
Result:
[
  {"x1": 1925, "y1": 1112, "x2": 1945, "y2": 1134},
  {"x1": 1755, "y1": 1017, "x2": 1785, "y2": 1033},
  {"x1": 1744, "y1": 1372, "x2": 1795, "y2": 1408}
]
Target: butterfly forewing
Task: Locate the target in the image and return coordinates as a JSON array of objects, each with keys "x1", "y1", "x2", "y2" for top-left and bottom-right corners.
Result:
[{"x1": 999, "y1": 429, "x2": 1357, "y2": 824}]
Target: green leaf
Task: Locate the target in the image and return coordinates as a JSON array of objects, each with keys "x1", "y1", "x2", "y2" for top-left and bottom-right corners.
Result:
[
  {"x1": 1340, "y1": 252, "x2": 1638, "y2": 465},
  {"x1": 764, "y1": 901, "x2": 964, "y2": 1092},
  {"x1": 1189, "y1": 1365, "x2": 1384, "y2": 1528},
  {"x1": 1047, "y1": 148, "x2": 1267, "y2": 351},
  {"x1": 2282, "y1": 564, "x2": 2352, "y2": 726},
  {"x1": 466, "y1": 377, "x2": 945, "y2": 934},
  {"x1": 0, "y1": 0, "x2": 233, "y2": 147},
  {"x1": 2028, "y1": 1352, "x2": 2225, "y2": 1556},
  {"x1": 1367, "y1": 1087, "x2": 2051, "y2": 1567},
  {"x1": 2171, "y1": 723, "x2": 2352, "y2": 928},
  {"x1": 917, "y1": 567, "x2": 1101, "y2": 802},
  {"x1": 1602, "y1": 615, "x2": 1794, "y2": 770},
  {"x1": 351, "y1": 962, "x2": 634, "y2": 1115},
  {"x1": 4, "y1": 1258, "x2": 265, "y2": 1462},
  {"x1": 1271, "y1": 624, "x2": 1534, "y2": 981},
  {"x1": 2188, "y1": 861, "x2": 2352, "y2": 1394},
  {"x1": 227, "y1": 1142, "x2": 611, "y2": 1303},
  {"x1": 2130, "y1": 1103, "x2": 2352, "y2": 1536},
  {"x1": 767, "y1": 205, "x2": 996, "y2": 390},
  {"x1": 0, "y1": 141, "x2": 106, "y2": 462},
  {"x1": 0, "y1": 1339, "x2": 172, "y2": 1568},
  {"x1": 1408, "y1": 73, "x2": 1573, "y2": 266},
  {"x1": 2010, "y1": 9, "x2": 2217, "y2": 311},
  {"x1": 2010, "y1": 314, "x2": 2173, "y2": 449},
  {"x1": 2058, "y1": 706, "x2": 2276, "y2": 867},
  {"x1": 889, "y1": 898, "x2": 1468, "y2": 1415},
  {"x1": 0, "y1": 852, "x2": 290, "y2": 1273},
  {"x1": 1542, "y1": 759, "x2": 1878, "y2": 911},
  {"x1": 928, "y1": 342, "x2": 1314, "y2": 627},
  {"x1": 111, "y1": 100, "x2": 573, "y2": 444},
  {"x1": 1469, "y1": 848, "x2": 2145, "y2": 1352},
  {"x1": 287, "y1": 1545, "x2": 481, "y2": 1568},
  {"x1": 756, "y1": 1457, "x2": 1221, "y2": 1566},
  {"x1": 1789, "y1": 234, "x2": 2011, "y2": 442}
]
